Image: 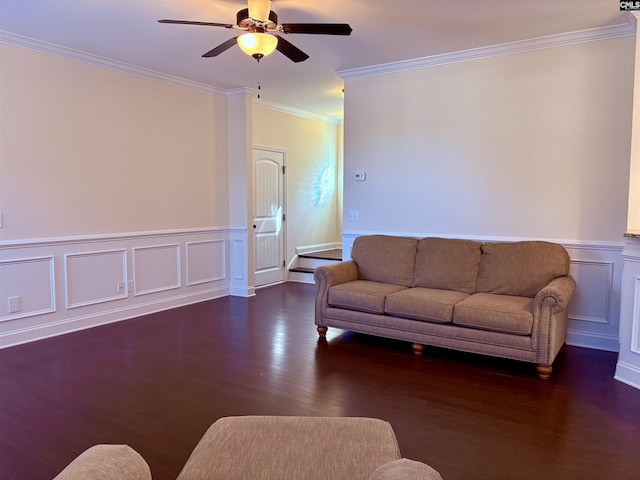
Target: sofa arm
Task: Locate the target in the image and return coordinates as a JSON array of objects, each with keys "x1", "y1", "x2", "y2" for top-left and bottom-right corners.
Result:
[
  {"x1": 314, "y1": 261, "x2": 359, "y2": 327},
  {"x1": 53, "y1": 445, "x2": 152, "y2": 480},
  {"x1": 369, "y1": 458, "x2": 444, "y2": 480},
  {"x1": 314, "y1": 260, "x2": 359, "y2": 288},
  {"x1": 534, "y1": 275, "x2": 576, "y2": 314},
  {"x1": 533, "y1": 275, "x2": 576, "y2": 371}
]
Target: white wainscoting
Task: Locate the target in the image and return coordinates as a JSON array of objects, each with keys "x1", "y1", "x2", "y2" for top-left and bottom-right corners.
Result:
[
  {"x1": 343, "y1": 231, "x2": 624, "y2": 351},
  {"x1": 0, "y1": 229, "x2": 231, "y2": 349},
  {"x1": 615, "y1": 239, "x2": 640, "y2": 389},
  {"x1": 632, "y1": 275, "x2": 640, "y2": 355},
  {"x1": 564, "y1": 242, "x2": 623, "y2": 352},
  {"x1": 0, "y1": 256, "x2": 56, "y2": 321}
]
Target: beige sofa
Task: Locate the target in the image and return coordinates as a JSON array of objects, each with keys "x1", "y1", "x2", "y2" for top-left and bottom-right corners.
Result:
[
  {"x1": 53, "y1": 416, "x2": 443, "y2": 480},
  {"x1": 314, "y1": 235, "x2": 576, "y2": 379}
]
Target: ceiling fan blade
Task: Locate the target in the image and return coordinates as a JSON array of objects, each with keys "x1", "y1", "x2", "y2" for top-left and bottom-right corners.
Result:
[
  {"x1": 202, "y1": 37, "x2": 239, "y2": 57},
  {"x1": 158, "y1": 19, "x2": 234, "y2": 28},
  {"x1": 274, "y1": 35, "x2": 309, "y2": 63},
  {"x1": 279, "y1": 23, "x2": 352, "y2": 35}
]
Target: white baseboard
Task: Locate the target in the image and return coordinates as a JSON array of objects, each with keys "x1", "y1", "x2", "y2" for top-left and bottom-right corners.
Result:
[
  {"x1": 230, "y1": 286, "x2": 256, "y2": 297},
  {"x1": 295, "y1": 242, "x2": 342, "y2": 255},
  {"x1": 614, "y1": 361, "x2": 640, "y2": 390},
  {"x1": 566, "y1": 331, "x2": 620, "y2": 352},
  {"x1": 0, "y1": 287, "x2": 228, "y2": 349}
]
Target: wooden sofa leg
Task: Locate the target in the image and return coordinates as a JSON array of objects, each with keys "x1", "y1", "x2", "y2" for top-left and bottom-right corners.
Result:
[
  {"x1": 317, "y1": 326, "x2": 328, "y2": 337},
  {"x1": 411, "y1": 343, "x2": 425, "y2": 356},
  {"x1": 536, "y1": 364, "x2": 553, "y2": 380}
]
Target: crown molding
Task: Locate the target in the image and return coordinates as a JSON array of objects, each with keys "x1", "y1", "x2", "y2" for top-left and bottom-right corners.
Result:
[
  {"x1": 254, "y1": 97, "x2": 341, "y2": 125},
  {"x1": 0, "y1": 30, "x2": 228, "y2": 97},
  {"x1": 0, "y1": 31, "x2": 341, "y2": 123},
  {"x1": 338, "y1": 21, "x2": 636, "y2": 80},
  {"x1": 225, "y1": 87, "x2": 340, "y2": 124}
]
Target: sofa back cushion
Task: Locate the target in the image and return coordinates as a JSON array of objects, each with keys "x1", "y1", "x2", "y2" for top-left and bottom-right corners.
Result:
[
  {"x1": 351, "y1": 235, "x2": 418, "y2": 286},
  {"x1": 411, "y1": 238, "x2": 482, "y2": 294},
  {"x1": 476, "y1": 241, "x2": 570, "y2": 297}
]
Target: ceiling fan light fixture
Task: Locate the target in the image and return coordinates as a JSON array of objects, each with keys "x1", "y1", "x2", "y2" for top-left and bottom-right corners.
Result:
[
  {"x1": 248, "y1": 0, "x2": 271, "y2": 21},
  {"x1": 238, "y1": 32, "x2": 278, "y2": 59}
]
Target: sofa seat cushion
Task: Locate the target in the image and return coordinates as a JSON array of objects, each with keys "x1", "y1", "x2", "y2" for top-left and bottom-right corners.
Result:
[
  {"x1": 352, "y1": 235, "x2": 419, "y2": 286},
  {"x1": 453, "y1": 293, "x2": 534, "y2": 335},
  {"x1": 412, "y1": 237, "x2": 482, "y2": 294},
  {"x1": 384, "y1": 288, "x2": 469, "y2": 324},
  {"x1": 329, "y1": 281, "x2": 408, "y2": 314}
]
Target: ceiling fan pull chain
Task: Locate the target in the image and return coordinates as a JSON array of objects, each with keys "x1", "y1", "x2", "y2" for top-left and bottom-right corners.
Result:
[{"x1": 257, "y1": 58, "x2": 262, "y2": 99}]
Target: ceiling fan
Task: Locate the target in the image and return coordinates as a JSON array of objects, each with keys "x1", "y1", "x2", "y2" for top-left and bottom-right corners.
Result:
[{"x1": 159, "y1": 0, "x2": 352, "y2": 63}]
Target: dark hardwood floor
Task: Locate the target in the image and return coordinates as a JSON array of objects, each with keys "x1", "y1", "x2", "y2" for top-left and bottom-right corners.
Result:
[{"x1": 1, "y1": 283, "x2": 639, "y2": 480}]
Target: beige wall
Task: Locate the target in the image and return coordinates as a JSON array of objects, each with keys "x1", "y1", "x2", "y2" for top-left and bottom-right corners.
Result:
[
  {"x1": 0, "y1": 44, "x2": 229, "y2": 240},
  {"x1": 252, "y1": 105, "x2": 342, "y2": 262},
  {"x1": 343, "y1": 36, "x2": 634, "y2": 242}
]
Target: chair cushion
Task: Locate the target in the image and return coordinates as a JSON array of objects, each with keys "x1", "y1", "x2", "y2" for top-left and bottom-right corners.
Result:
[
  {"x1": 177, "y1": 416, "x2": 402, "y2": 480},
  {"x1": 476, "y1": 241, "x2": 570, "y2": 297},
  {"x1": 412, "y1": 237, "x2": 482, "y2": 294},
  {"x1": 385, "y1": 288, "x2": 468, "y2": 324},
  {"x1": 329, "y1": 281, "x2": 408, "y2": 314},
  {"x1": 351, "y1": 235, "x2": 418, "y2": 287},
  {"x1": 453, "y1": 293, "x2": 534, "y2": 335}
]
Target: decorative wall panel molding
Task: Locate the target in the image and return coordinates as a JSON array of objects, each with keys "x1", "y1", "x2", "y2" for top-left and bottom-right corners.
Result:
[
  {"x1": 0, "y1": 256, "x2": 55, "y2": 321},
  {"x1": 231, "y1": 238, "x2": 245, "y2": 281},
  {"x1": 567, "y1": 260, "x2": 613, "y2": 324},
  {"x1": 632, "y1": 275, "x2": 640, "y2": 355},
  {"x1": 132, "y1": 244, "x2": 181, "y2": 296},
  {"x1": 186, "y1": 240, "x2": 226, "y2": 286},
  {"x1": 65, "y1": 250, "x2": 127, "y2": 309},
  {"x1": 229, "y1": 229, "x2": 254, "y2": 297}
]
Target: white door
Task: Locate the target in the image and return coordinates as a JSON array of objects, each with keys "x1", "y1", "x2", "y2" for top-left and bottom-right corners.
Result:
[{"x1": 253, "y1": 147, "x2": 285, "y2": 287}]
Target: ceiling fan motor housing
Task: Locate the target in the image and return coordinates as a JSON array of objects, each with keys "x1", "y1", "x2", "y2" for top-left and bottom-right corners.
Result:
[{"x1": 237, "y1": 8, "x2": 278, "y2": 30}]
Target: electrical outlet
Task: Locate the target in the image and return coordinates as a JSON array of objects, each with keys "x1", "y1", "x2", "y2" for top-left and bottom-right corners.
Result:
[
  {"x1": 127, "y1": 280, "x2": 134, "y2": 293},
  {"x1": 8, "y1": 296, "x2": 21, "y2": 313},
  {"x1": 117, "y1": 281, "x2": 125, "y2": 294},
  {"x1": 348, "y1": 210, "x2": 359, "y2": 222}
]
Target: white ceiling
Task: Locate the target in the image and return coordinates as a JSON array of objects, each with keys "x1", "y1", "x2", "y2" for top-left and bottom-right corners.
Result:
[{"x1": 0, "y1": 1, "x2": 631, "y2": 119}]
